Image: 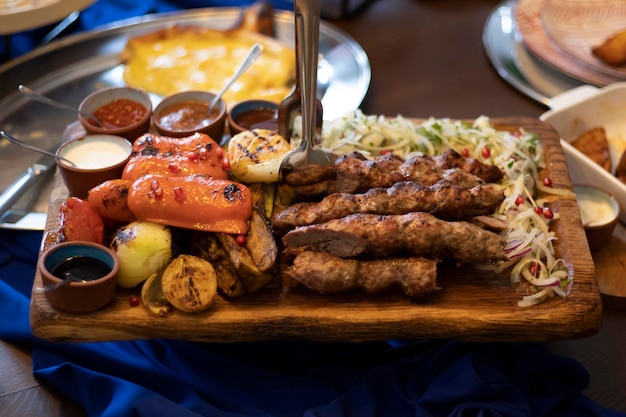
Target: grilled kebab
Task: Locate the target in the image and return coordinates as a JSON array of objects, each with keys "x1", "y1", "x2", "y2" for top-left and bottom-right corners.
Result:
[
  {"x1": 271, "y1": 180, "x2": 505, "y2": 232},
  {"x1": 284, "y1": 251, "x2": 439, "y2": 298},
  {"x1": 282, "y1": 212, "x2": 508, "y2": 265},
  {"x1": 335, "y1": 149, "x2": 503, "y2": 193}
]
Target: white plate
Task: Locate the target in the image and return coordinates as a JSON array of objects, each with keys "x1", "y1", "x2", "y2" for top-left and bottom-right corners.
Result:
[
  {"x1": 515, "y1": 0, "x2": 625, "y2": 86},
  {"x1": 0, "y1": 0, "x2": 94, "y2": 35},
  {"x1": 482, "y1": 0, "x2": 583, "y2": 107},
  {"x1": 541, "y1": 0, "x2": 626, "y2": 79}
]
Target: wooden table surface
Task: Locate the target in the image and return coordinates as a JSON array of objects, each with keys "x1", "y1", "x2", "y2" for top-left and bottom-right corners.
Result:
[{"x1": 2, "y1": 0, "x2": 625, "y2": 415}]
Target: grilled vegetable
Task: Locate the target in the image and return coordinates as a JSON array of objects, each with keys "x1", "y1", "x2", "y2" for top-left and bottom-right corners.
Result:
[
  {"x1": 87, "y1": 179, "x2": 137, "y2": 226},
  {"x1": 226, "y1": 129, "x2": 291, "y2": 183},
  {"x1": 58, "y1": 197, "x2": 105, "y2": 244},
  {"x1": 245, "y1": 207, "x2": 278, "y2": 273},
  {"x1": 127, "y1": 174, "x2": 253, "y2": 235},
  {"x1": 217, "y1": 233, "x2": 273, "y2": 293},
  {"x1": 123, "y1": 132, "x2": 229, "y2": 181},
  {"x1": 161, "y1": 255, "x2": 217, "y2": 313},
  {"x1": 110, "y1": 220, "x2": 172, "y2": 288},
  {"x1": 189, "y1": 232, "x2": 246, "y2": 298}
]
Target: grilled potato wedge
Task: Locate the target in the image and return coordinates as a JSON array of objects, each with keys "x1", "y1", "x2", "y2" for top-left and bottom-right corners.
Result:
[
  {"x1": 217, "y1": 233, "x2": 273, "y2": 294},
  {"x1": 245, "y1": 207, "x2": 278, "y2": 273},
  {"x1": 189, "y1": 232, "x2": 246, "y2": 298}
]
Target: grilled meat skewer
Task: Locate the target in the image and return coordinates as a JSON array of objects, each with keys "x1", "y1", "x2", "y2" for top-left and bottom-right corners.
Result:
[
  {"x1": 282, "y1": 212, "x2": 508, "y2": 264},
  {"x1": 284, "y1": 251, "x2": 439, "y2": 298},
  {"x1": 335, "y1": 149, "x2": 502, "y2": 193},
  {"x1": 271, "y1": 181, "x2": 505, "y2": 233}
]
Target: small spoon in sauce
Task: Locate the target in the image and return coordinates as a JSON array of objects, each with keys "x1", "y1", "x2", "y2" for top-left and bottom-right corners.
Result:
[
  {"x1": 207, "y1": 43, "x2": 264, "y2": 115},
  {"x1": 0, "y1": 130, "x2": 76, "y2": 166},
  {"x1": 34, "y1": 272, "x2": 87, "y2": 292},
  {"x1": 18, "y1": 85, "x2": 105, "y2": 127}
]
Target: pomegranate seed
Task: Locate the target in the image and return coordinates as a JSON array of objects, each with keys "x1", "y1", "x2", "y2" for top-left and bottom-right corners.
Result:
[
  {"x1": 529, "y1": 262, "x2": 540, "y2": 276},
  {"x1": 481, "y1": 146, "x2": 491, "y2": 158},
  {"x1": 198, "y1": 147, "x2": 208, "y2": 160},
  {"x1": 543, "y1": 207, "x2": 554, "y2": 219},
  {"x1": 129, "y1": 295, "x2": 140, "y2": 307},
  {"x1": 236, "y1": 234, "x2": 247, "y2": 246},
  {"x1": 222, "y1": 157, "x2": 231, "y2": 171},
  {"x1": 168, "y1": 162, "x2": 180, "y2": 173},
  {"x1": 460, "y1": 148, "x2": 470, "y2": 158},
  {"x1": 515, "y1": 196, "x2": 524, "y2": 206},
  {"x1": 542, "y1": 177, "x2": 553, "y2": 187},
  {"x1": 215, "y1": 147, "x2": 224, "y2": 158},
  {"x1": 150, "y1": 179, "x2": 163, "y2": 199},
  {"x1": 173, "y1": 186, "x2": 185, "y2": 202},
  {"x1": 533, "y1": 207, "x2": 543, "y2": 215},
  {"x1": 187, "y1": 152, "x2": 199, "y2": 162}
]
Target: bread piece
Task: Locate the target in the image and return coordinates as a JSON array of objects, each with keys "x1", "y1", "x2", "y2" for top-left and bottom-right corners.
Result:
[
  {"x1": 570, "y1": 127, "x2": 612, "y2": 172},
  {"x1": 592, "y1": 29, "x2": 626, "y2": 66},
  {"x1": 120, "y1": 1, "x2": 295, "y2": 102}
]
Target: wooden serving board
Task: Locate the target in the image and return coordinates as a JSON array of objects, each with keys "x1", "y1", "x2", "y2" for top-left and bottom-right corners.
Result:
[{"x1": 30, "y1": 117, "x2": 603, "y2": 343}]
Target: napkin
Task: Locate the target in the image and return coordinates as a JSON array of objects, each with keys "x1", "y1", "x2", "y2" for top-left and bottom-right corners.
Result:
[{"x1": 2, "y1": 227, "x2": 625, "y2": 417}]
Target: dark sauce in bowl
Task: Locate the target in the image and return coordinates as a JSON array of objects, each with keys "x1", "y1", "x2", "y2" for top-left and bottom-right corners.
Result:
[
  {"x1": 50, "y1": 256, "x2": 113, "y2": 282},
  {"x1": 234, "y1": 108, "x2": 278, "y2": 131}
]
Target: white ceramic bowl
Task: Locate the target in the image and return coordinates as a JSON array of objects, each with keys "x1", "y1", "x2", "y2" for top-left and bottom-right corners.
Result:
[{"x1": 540, "y1": 82, "x2": 626, "y2": 222}]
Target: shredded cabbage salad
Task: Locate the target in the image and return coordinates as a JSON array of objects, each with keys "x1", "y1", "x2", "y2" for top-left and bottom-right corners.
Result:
[{"x1": 297, "y1": 110, "x2": 575, "y2": 308}]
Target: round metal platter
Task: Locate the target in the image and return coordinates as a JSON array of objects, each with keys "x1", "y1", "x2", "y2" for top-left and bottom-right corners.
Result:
[
  {"x1": 0, "y1": 7, "x2": 371, "y2": 230},
  {"x1": 482, "y1": 0, "x2": 583, "y2": 108}
]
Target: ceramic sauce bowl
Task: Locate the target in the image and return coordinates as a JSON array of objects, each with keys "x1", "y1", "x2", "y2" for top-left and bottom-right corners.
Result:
[
  {"x1": 38, "y1": 241, "x2": 119, "y2": 313},
  {"x1": 56, "y1": 134, "x2": 132, "y2": 199},
  {"x1": 227, "y1": 99, "x2": 279, "y2": 136},
  {"x1": 574, "y1": 184, "x2": 621, "y2": 252},
  {"x1": 78, "y1": 86, "x2": 152, "y2": 142},
  {"x1": 152, "y1": 90, "x2": 227, "y2": 140}
]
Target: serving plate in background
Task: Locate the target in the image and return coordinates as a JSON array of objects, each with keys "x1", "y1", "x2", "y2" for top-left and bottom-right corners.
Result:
[
  {"x1": 0, "y1": 0, "x2": 94, "y2": 35},
  {"x1": 30, "y1": 117, "x2": 603, "y2": 343},
  {"x1": 540, "y1": 0, "x2": 626, "y2": 79},
  {"x1": 482, "y1": 0, "x2": 583, "y2": 108},
  {"x1": 515, "y1": 0, "x2": 625, "y2": 87},
  {"x1": 0, "y1": 6, "x2": 371, "y2": 231}
]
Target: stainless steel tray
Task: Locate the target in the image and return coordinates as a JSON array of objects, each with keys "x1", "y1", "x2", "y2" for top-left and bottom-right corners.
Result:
[{"x1": 0, "y1": 7, "x2": 371, "y2": 230}]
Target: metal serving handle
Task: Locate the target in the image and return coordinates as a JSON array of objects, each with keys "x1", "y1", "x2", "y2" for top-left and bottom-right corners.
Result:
[{"x1": 278, "y1": 0, "x2": 324, "y2": 140}]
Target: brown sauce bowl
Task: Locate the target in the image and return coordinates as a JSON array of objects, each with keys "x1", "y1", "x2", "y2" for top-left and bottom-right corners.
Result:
[
  {"x1": 153, "y1": 91, "x2": 227, "y2": 140},
  {"x1": 228, "y1": 99, "x2": 279, "y2": 136}
]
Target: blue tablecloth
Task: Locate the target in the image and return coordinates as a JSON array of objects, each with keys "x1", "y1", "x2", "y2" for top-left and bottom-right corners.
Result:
[
  {"x1": 2, "y1": 1, "x2": 626, "y2": 415},
  {"x1": 2, "y1": 229, "x2": 626, "y2": 416}
]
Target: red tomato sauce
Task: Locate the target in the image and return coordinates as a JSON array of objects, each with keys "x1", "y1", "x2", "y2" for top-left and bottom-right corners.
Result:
[{"x1": 92, "y1": 99, "x2": 148, "y2": 128}]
